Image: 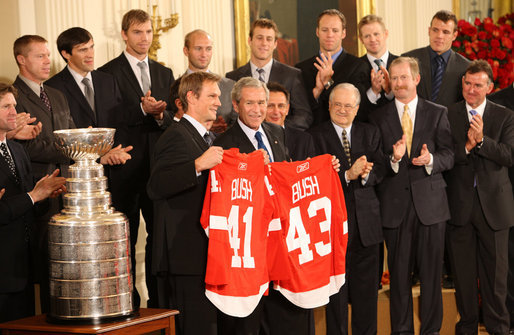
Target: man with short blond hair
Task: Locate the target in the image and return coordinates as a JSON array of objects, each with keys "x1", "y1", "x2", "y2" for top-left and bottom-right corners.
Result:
[
  {"x1": 369, "y1": 56, "x2": 454, "y2": 334},
  {"x1": 227, "y1": 19, "x2": 312, "y2": 130}
]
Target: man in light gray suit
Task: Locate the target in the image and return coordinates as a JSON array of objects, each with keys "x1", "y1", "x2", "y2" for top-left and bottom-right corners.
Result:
[
  {"x1": 183, "y1": 29, "x2": 235, "y2": 132},
  {"x1": 403, "y1": 10, "x2": 470, "y2": 107}
]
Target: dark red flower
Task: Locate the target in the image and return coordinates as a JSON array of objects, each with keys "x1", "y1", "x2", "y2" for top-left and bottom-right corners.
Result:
[
  {"x1": 478, "y1": 31, "x2": 488, "y2": 40},
  {"x1": 474, "y1": 17, "x2": 482, "y2": 26},
  {"x1": 491, "y1": 39, "x2": 501, "y2": 48}
]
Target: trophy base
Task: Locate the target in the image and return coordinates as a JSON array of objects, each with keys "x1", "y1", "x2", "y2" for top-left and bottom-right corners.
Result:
[{"x1": 46, "y1": 310, "x2": 137, "y2": 325}]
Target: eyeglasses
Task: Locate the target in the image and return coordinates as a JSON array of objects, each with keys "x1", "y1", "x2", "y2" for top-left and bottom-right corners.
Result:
[{"x1": 332, "y1": 102, "x2": 357, "y2": 110}]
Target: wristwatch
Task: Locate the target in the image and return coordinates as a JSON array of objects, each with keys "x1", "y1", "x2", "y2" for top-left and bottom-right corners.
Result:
[{"x1": 324, "y1": 79, "x2": 334, "y2": 90}]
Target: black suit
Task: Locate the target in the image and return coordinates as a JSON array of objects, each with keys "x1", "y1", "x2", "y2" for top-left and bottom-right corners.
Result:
[
  {"x1": 488, "y1": 85, "x2": 514, "y2": 328},
  {"x1": 226, "y1": 60, "x2": 312, "y2": 130},
  {"x1": 358, "y1": 52, "x2": 399, "y2": 122},
  {"x1": 147, "y1": 117, "x2": 217, "y2": 335},
  {"x1": 309, "y1": 121, "x2": 384, "y2": 335},
  {"x1": 445, "y1": 100, "x2": 514, "y2": 334},
  {"x1": 98, "y1": 53, "x2": 174, "y2": 307},
  {"x1": 13, "y1": 76, "x2": 74, "y2": 312},
  {"x1": 0, "y1": 140, "x2": 37, "y2": 322},
  {"x1": 284, "y1": 126, "x2": 316, "y2": 161},
  {"x1": 402, "y1": 47, "x2": 470, "y2": 107},
  {"x1": 369, "y1": 98, "x2": 454, "y2": 334},
  {"x1": 296, "y1": 51, "x2": 368, "y2": 127},
  {"x1": 45, "y1": 67, "x2": 122, "y2": 128}
]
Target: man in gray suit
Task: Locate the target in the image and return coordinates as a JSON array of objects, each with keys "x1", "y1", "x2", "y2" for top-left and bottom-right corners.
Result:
[
  {"x1": 403, "y1": 10, "x2": 470, "y2": 107},
  {"x1": 226, "y1": 19, "x2": 312, "y2": 130},
  {"x1": 183, "y1": 29, "x2": 236, "y2": 132},
  {"x1": 445, "y1": 60, "x2": 514, "y2": 335}
]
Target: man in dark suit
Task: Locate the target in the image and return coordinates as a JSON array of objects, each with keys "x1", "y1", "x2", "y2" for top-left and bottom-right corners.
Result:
[
  {"x1": 98, "y1": 9, "x2": 175, "y2": 308},
  {"x1": 226, "y1": 18, "x2": 312, "y2": 130},
  {"x1": 296, "y1": 9, "x2": 368, "y2": 127},
  {"x1": 369, "y1": 57, "x2": 454, "y2": 334},
  {"x1": 488, "y1": 83, "x2": 514, "y2": 333},
  {"x1": 147, "y1": 72, "x2": 224, "y2": 335},
  {"x1": 183, "y1": 29, "x2": 236, "y2": 132},
  {"x1": 265, "y1": 82, "x2": 315, "y2": 161},
  {"x1": 445, "y1": 60, "x2": 514, "y2": 335},
  {"x1": 357, "y1": 14, "x2": 399, "y2": 122},
  {"x1": 403, "y1": 10, "x2": 470, "y2": 107},
  {"x1": 309, "y1": 83, "x2": 384, "y2": 335},
  {"x1": 12, "y1": 34, "x2": 76, "y2": 312},
  {"x1": 0, "y1": 83, "x2": 66, "y2": 322}
]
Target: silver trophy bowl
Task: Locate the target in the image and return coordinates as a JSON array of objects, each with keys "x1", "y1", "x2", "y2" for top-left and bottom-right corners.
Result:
[{"x1": 48, "y1": 128, "x2": 134, "y2": 323}]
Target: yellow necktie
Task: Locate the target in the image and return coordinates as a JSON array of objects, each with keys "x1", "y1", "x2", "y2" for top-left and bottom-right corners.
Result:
[{"x1": 401, "y1": 104, "x2": 413, "y2": 157}]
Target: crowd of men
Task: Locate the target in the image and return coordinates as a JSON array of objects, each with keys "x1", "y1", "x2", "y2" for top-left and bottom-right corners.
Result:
[{"x1": 0, "y1": 6, "x2": 512, "y2": 335}]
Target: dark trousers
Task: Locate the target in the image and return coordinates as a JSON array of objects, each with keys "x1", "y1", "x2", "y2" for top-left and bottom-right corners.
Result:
[
  {"x1": 262, "y1": 288, "x2": 311, "y2": 335},
  {"x1": 111, "y1": 177, "x2": 156, "y2": 308},
  {"x1": 447, "y1": 190, "x2": 510, "y2": 335},
  {"x1": 159, "y1": 274, "x2": 218, "y2": 335},
  {"x1": 384, "y1": 201, "x2": 445, "y2": 335},
  {"x1": 326, "y1": 210, "x2": 380, "y2": 335}
]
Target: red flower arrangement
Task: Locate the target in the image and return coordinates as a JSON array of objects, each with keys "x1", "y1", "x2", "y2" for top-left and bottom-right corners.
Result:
[{"x1": 452, "y1": 13, "x2": 514, "y2": 90}]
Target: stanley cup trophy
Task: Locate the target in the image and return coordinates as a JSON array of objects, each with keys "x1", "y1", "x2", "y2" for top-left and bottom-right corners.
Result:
[{"x1": 48, "y1": 128, "x2": 134, "y2": 323}]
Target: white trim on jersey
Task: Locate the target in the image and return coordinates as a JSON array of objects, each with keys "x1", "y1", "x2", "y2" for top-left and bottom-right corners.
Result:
[
  {"x1": 273, "y1": 273, "x2": 346, "y2": 309},
  {"x1": 205, "y1": 282, "x2": 269, "y2": 317}
]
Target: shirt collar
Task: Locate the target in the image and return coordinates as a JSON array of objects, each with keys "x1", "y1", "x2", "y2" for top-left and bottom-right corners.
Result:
[
  {"x1": 429, "y1": 47, "x2": 451, "y2": 64},
  {"x1": 19, "y1": 74, "x2": 41, "y2": 96},
  {"x1": 331, "y1": 121, "x2": 352, "y2": 142},
  {"x1": 67, "y1": 65, "x2": 93, "y2": 86},
  {"x1": 123, "y1": 50, "x2": 149, "y2": 68},
  {"x1": 395, "y1": 96, "x2": 419, "y2": 121},
  {"x1": 366, "y1": 50, "x2": 390, "y2": 70},
  {"x1": 466, "y1": 99, "x2": 487, "y2": 118},
  {"x1": 250, "y1": 59, "x2": 273, "y2": 79},
  {"x1": 182, "y1": 113, "x2": 208, "y2": 137},
  {"x1": 320, "y1": 47, "x2": 344, "y2": 62},
  {"x1": 237, "y1": 117, "x2": 265, "y2": 140}
]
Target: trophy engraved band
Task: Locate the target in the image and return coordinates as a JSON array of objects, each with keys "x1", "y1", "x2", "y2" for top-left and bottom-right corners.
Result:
[{"x1": 48, "y1": 128, "x2": 134, "y2": 323}]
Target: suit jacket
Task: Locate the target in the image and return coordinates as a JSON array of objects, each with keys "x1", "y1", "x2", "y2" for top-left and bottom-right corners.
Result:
[
  {"x1": 0, "y1": 140, "x2": 36, "y2": 293},
  {"x1": 213, "y1": 120, "x2": 290, "y2": 162},
  {"x1": 444, "y1": 100, "x2": 514, "y2": 230},
  {"x1": 309, "y1": 121, "x2": 384, "y2": 246},
  {"x1": 369, "y1": 98, "x2": 454, "y2": 228},
  {"x1": 98, "y1": 53, "x2": 174, "y2": 184},
  {"x1": 296, "y1": 50, "x2": 368, "y2": 127},
  {"x1": 226, "y1": 60, "x2": 312, "y2": 130},
  {"x1": 147, "y1": 117, "x2": 210, "y2": 275},
  {"x1": 403, "y1": 47, "x2": 470, "y2": 107},
  {"x1": 358, "y1": 52, "x2": 399, "y2": 122},
  {"x1": 45, "y1": 67, "x2": 122, "y2": 128},
  {"x1": 284, "y1": 126, "x2": 316, "y2": 161},
  {"x1": 13, "y1": 76, "x2": 74, "y2": 179}
]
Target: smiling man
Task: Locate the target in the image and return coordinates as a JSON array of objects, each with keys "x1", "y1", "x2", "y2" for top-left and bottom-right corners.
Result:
[
  {"x1": 98, "y1": 9, "x2": 175, "y2": 309},
  {"x1": 403, "y1": 10, "x2": 469, "y2": 107},
  {"x1": 226, "y1": 19, "x2": 312, "y2": 130}
]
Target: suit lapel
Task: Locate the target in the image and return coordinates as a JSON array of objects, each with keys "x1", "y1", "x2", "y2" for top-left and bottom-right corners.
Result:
[
  {"x1": 179, "y1": 117, "x2": 209, "y2": 153},
  {"x1": 482, "y1": 101, "x2": 494, "y2": 139},
  {"x1": 232, "y1": 122, "x2": 256, "y2": 153},
  {"x1": 241, "y1": 63, "x2": 252, "y2": 77},
  {"x1": 62, "y1": 68, "x2": 97, "y2": 125},
  {"x1": 269, "y1": 60, "x2": 281, "y2": 82},
  {"x1": 14, "y1": 77, "x2": 51, "y2": 116},
  {"x1": 262, "y1": 122, "x2": 283, "y2": 161},
  {"x1": 418, "y1": 48, "x2": 432, "y2": 99},
  {"x1": 3, "y1": 141, "x2": 25, "y2": 188},
  {"x1": 411, "y1": 99, "x2": 428, "y2": 156},
  {"x1": 118, "y1": 54, "x2": 144, "y2": 96},
  {"x1": 321, "y1": 122, "x2": 347, "y2": 167}
]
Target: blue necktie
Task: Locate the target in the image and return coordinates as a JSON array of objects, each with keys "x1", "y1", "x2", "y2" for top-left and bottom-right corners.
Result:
[
  {"x1": 255, "y1": 131, "x2": 272, "y2": 162},
  {"x1": 431, "y1": 56, "x2": 444, "y2": 101},
  {"x1": 469, "y1": 109, "x2": 478, "y2": 186}
]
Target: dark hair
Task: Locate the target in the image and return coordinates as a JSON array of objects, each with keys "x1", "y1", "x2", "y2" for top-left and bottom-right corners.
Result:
[
  {"x1": 431, "y1": 10, "x2": 458, "y2": 31},
  {"x1": 465, "y1": 60, "x2": 494, "y2": 83},
  {"x1": 122, "y1": 9, "x2": 151, "y2": 32},
  {"x1": 0, "y1": 83, "x2": 18, "y2": 100},
  {"x1": 179, "y1": 72, "x2": 220, "y2": 112},
  {"x1": 267, "y1": 82, "x2": 290, "y2": 103},
  {"x1": 169, "y1": 76, "x2": 182, "y2": 115},
  {"x1": 13, "y1": 35, "x2": 47, "y2": 65},
  {"x1": 56, "y1": 27, "x2": 93, "y2": 62},
  {"x1": 249, "y1": 18, "x2": 278, "y2": 39},
  {"x1": 317, "y1": 9, "x2": 346, "y2": 29}
]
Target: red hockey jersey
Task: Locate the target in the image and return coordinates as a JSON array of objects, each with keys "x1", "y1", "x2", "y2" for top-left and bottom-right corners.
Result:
[
  {"x1": 268, "y1": 154, "x2": 348, "y2": 308},
  {"x1": 200, "y1": 148, "x2": 288, "y2": 317}
]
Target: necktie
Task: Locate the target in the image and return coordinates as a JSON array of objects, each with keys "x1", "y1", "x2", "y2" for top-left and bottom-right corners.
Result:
[
  {"x1": 469, "y1": 109, "x2": 477, "y2": 120},
  {"x1": 137, "y1": 61, "x2": 151, "y2": 94},
  {"x1": 0, "y1": 142, "x2": 20, "y2": 183},
  {"x1": 431, "y1": 55, "x2": 444, "y2": 101},
  {"x1": 256, "y1": 68, "x2": 265, "y2": 83},
  {"x1": 342, "y1": 129, "x2": 351, "y2": 166},
  {"x1": 40, "y1": 85, "x2": 52, "y2": 111},
  {"x1": 470, "y1": 109, "x2": 478, "y2": 186},
  {"x1": 373, "y1": 58, "x2": 384, "y2": 69},
  {"x1": 203, "y1": 132, "x2": 213, "y2": 147},
  {"x1": 82, "y1": 77, "x2": 96, "y2": 112},
  {"x1": 401, "y1": 104, "x2": 413, "y2": 157},
  {"x1": 255, "y1": 131, "x2": 272, "y2": 162}
]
